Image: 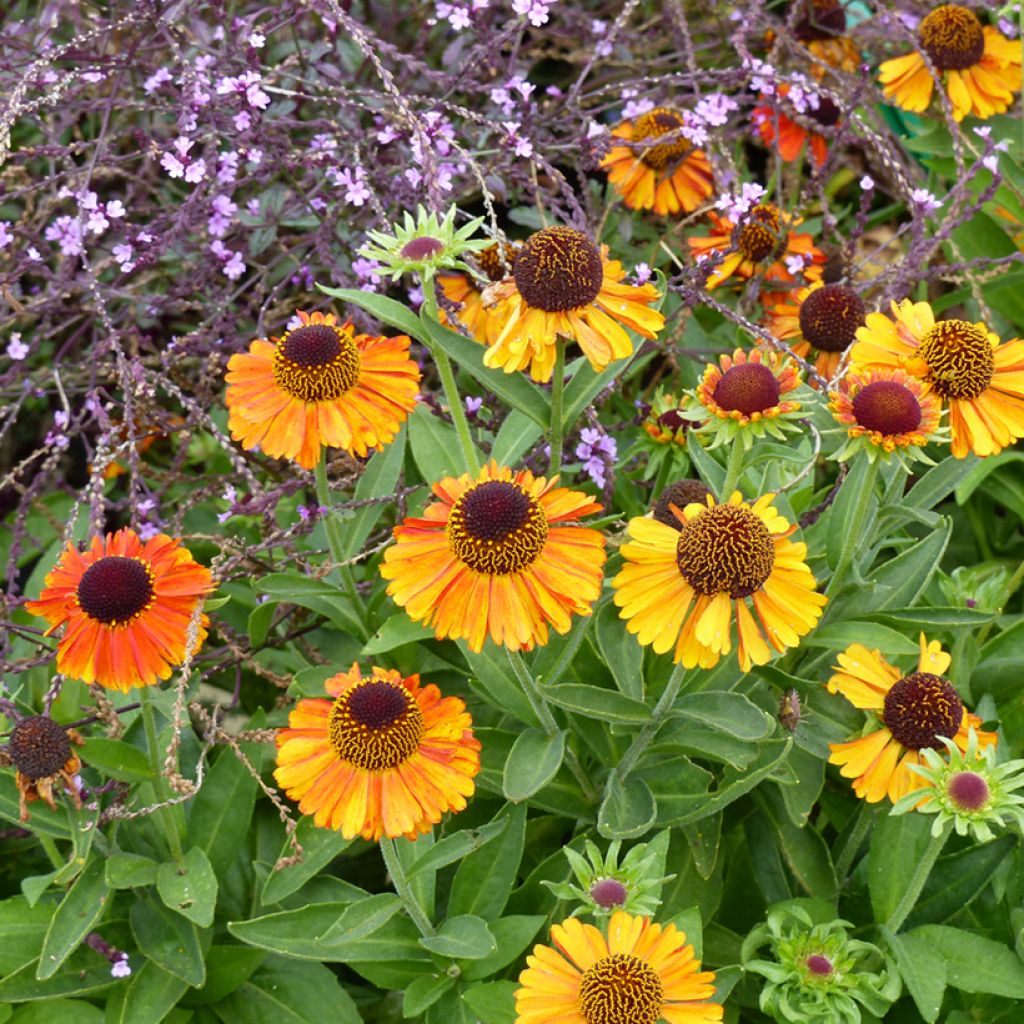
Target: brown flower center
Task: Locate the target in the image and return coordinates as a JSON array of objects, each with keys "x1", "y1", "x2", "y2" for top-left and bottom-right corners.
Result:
[
  {"x1": 447, "y1": 480, "x2": 548, "y2": 574},
  {"x1": 657, "y1": 408, "x2": 688, "y2": 434},
  {"x1": 882, "y1": 672, "x2": 963, "y2": 750},
  {"x1": 514, "y1": 227, "x2": 604, "y2": 313},
  {"x1": 919, "y1": 5, "x2": 985, "y2": 71},
  {"x1": 474, "y1": 243, "x2": 517, "y2": 282},
  {"x1": 632, "y1": 107, "x2": 691, "y2": 171},
  {"x1": 676, "y1": 504, "x2": 775, "y2": 599},
  {"x1": 328, "y1": 678, "x2": 425, "y2": 770},
  {"x1": 8, "y1": 716, "x2": 72, "y2": 780},
  {"x1": 852, "y1": 380, "x2": 922, "y2": 435},
  {"x1": 794, "y1": 0, "x2": 847, "y2": 41},
  {"x1": 577, "y1": 953, "x2": 663, "y2": 1024},
  {"x1": 736, "y1": 204, "x2": 785, "y2": 264},
  {"x1": 713, "y1": 362, "x2": 782, "y2": 416},
  {"x1": 916, "y1": 319, "x2": 994, "y2": 399},
  {"x1": 799, "y1": 284, "x2": 865, "y2": 353},
  {"x1": 653, "y1": 478, "x2": 712, "y2": 527},
  {"x1": 76, "y1": 555, "x2": 155, "y2": 626},
  {"x1": 948, "y1": 770, "x2": 990, "y2": 811},
  {"x1": 806, "y1": 95, "x2": 841, "y2": 128},
  {"x1": 272, "y1": 323, "x2": 361, "y2": 403},
  {"x1": 589, "y1": 878, "x2": 629, "y2": 910}
]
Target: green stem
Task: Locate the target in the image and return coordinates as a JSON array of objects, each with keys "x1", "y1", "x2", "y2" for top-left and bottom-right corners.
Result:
[
  {"x1": 885, "y1": 821, "x2": 951, "y2": 933},
  {"x1": 315, "y1": 453, "x2": 371, "y2": 640},
  {"x1": 720, "y1": 439, "x2": 745, "y2": 499},
  {"x1": 826, "y1": 457, "x2": 880, "y2": 601},
  {"x1": 420, "y1": 274, "x2": 480, "y2": 477},
  {"x1": 611, "y1": 661, "x2": 686, "y2": 786},
  {"x1": 548, "y1": 342, "x2": 566, "y2": 477},
  {"x1": 39, "y1": 834, "x2": 64, "y2": 871},
  {"x1": 505, "y1": 650, "x2": 599, "y2": 803},
  {"x1": 140, "y1": 691, "x2": 183, "y2": 862},
  {"x1": 834, "y1": 802, "x2": 873, "y2": 882},
  {"x1": 380, "y1": 837, "x2": 435, "y2": 936}
]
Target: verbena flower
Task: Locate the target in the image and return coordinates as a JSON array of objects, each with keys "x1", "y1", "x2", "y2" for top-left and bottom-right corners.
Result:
[
  {"x1": 827, "y1": 634, "x2": 997, "y2": 804},
  {"x1": 516, "y1": 911, "x2": 723, "y2": 1024},
  {"x1": 742, "y1": 905, "x2": 900, "y2": 1024},
  {"x1": 274, "y1": 663, "x2": 480, "y2": 840},
  {"x1": 613, "y1": 491, "x2": 826, "y2": 671},
  {"x1": 26, "y1": 529, "x2": 213, "y2": 692},
  {"x1": 358, "y1": 204, "x2": 488, "y2": 282},
  {"x1": 878, "y1": 5, "x2": 1021, "y2": 122},
  {"x1": 542, "y1": 836, "x2": 675, "y2": 918},
  {"x1": 892, "y1": 728, "x2": 1024, "y2": 841},
  {"x1": 381, "y1": 461, "x2": 606, "y2": 652}
]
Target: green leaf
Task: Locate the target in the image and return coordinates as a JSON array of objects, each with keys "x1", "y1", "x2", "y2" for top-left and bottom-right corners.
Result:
[
  {"x1": 883, "y1": 928, "x2": 946, "y2": 1023},
  {"x1": 248, "y1": 600, "x2": 278, "y2": 649},
  {"x1": 598, "y1": 775, "x2": 657, "y2": 840},
  {"x1": 491, "y1": 410, "x2": 543, "y2": 466},
  {"x1": 594, "y1": 601, "x2": 643, "y2": 699},
  {"x1": 318, "y1": 893, "x2": 402, "y2": 942},
  {"x1": 36, "y1": 856, "x2": 109, "y2": 980},
  {"x1": 461, "y1": 981, "x2": 517, "y2": 1024},
  {"x1": 403, "y1": 975, "x2": 456, "y2": 1017},
  {"x1": 404, "y1": 821, "x2": 509, "y2": 882},
  {"x1": 255, "y1": 573, "x2": 357, "y2": 631},
  {"x1": 826, "y1": 455, "x2": 878, "y2": 572},
  {"x1": 908, "y1": 925, "x2": 1024, "y2": 998},
  {"x1": 461, "y1": 916, "x2": 546, "y2": 982},
  {"x1": 183, "y1": 946, "x2": 266, "y2": 1006},
  {"x1": 0, "y1": 947, "x2": 114, "y2": 1002},
  {"x1": 213, "y1": 957, "x2": 362, "y2": 1024},
  {"x1": 113, "y1": 963, "x2": 188, "y2": 1024},
  {"x1": 8, "y1": 999, "x2": 103, "y2": 1024},
  {"x1": 262, "y1": 818, "x2": 354, "y2": 904},
  {"x1": 362, "y1": 613, "x2": 436, "y2": 655},
  {"x1": 0, "y1": 897, "x2": 51, "y2": 976},
  {"x1": 317, "y1": 286, "x2": 424, "y2": 339},
  {"x1": 157, "y1": 847, "x2": 218, "y2": 927},
  {"x1": 420, "y1": 916, "x2": 497, "y2": 960},
  {"x1": 78, "y1": 738, "x2": 153, "y2": 783},
  {"x1": 868, "y1": 607, "x2": 993, "y2": 628},
  {"x1": 672, "y1": 692, "x2": 773, "y2": 741},
  {"x1": 409, "y1": 403, "x2": 468, "y2": 480},
  {"x1": 341, "y1": 424, "x2": 407, "y2": 558},
  {"x1": 462, "y1": 645, "x2": 540, "y2": 726},
  {"x1": 542, "y1": 683, "x2": 652, "y2": 724},
  {"x1": 448, "y1": 803, "x2": 526, "y2": 922},
  {"x1": 426, "y1": 987, "x2": 475, "y2": 1024},
  {"x1": 904, "y1": 455, "x2": 980, "y2": 510},
  {"x1": 416, "y1": 313, "x2": 550, "y2": 428},
  {"x1": 801, "y1": 621, "x2": 919, "y2": 656},
  {"x1": 105, "y1": 853, "x2": 159, "y2": 890},
  {"x1": 502, "y1": 729, "x2": 565, "y2": 802},
  {"x1": 130, "y1": 894, "x2": 206, "y2": 987},
  {"x1": 0, "y1": 775, "x2": 71, "y2": 838},
  {"x1": 868, "y1": 812, "x2": 936, "y2": 927},
  {"x1": 755, "y1": 790, "x2": 837, "y2": 899}
]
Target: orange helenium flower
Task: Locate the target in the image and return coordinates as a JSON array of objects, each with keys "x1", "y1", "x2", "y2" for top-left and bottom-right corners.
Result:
[
  {"x1": 225, "y1": 309, "x2": 420, "y2": 469},
  {"x1": 753, "y1": 85, "x2": 838, "y2": 169},
  {"x1": 687, "y1": 204, "x2": 825, "y2": 290},
  {"x1": 2, "y1": 715, "x2": 84, "y2": 822},
  {"x1": 878, "y1": 4, "x2": 1021, "y2": 122},
  {"x1": 515, "y1": 910, "x2": 723, "y2": 1024},
  {"x1": 850, "y1": 298, "x2": 1024, "y2": 458},
  {"x1": 381, "y1": 461, "x2": 606, "y2": 652},
  {"x1": 600, "y1": 106, "x2": 715, "y2": 215},
  {"x1": 438, "y1": 242, "x2": 519, "y2": 343},
  {"x1": 274, "y1": 663, "x2": 480, "y2": 840},
  {"x1": 26, "y1": 529, "x2": 213, "y2": 692},
  {"x1": 694, "y1": 347, "x2": 801, "y2": 426},
  {"x1": 828, "y1": 634, "x2": 996, "y2": 804},
  {"x1": 614, "y1": 492, "x2": 826, "y2": 671}
]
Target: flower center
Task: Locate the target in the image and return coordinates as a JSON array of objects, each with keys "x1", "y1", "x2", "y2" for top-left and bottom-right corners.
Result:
[
  {"x1": 806, "y1": 95, "x2": 841, "y2": 128},
  {"x1": 799, "y1": 284, "x2": 865, "y2": 353},
  {"x1": 400, "y1": 236, "x2": 445, "y2": 261},
  {"x1": 513, "y1": 227, "x2": 604, "y2": 313},
  {"x1": 577, "y1": 953, "x2": 663, "y2": 1024},
  {"x1": 852, "y1": 380, "x2": 922, "y2": 435},
  {"x1": 794, "y1": 0, "x2": 847, "y2": 41},
  {"x1": 915, "y1": 319, "x2": 994, "y2": 400},
  {"x1": 736, "y1": 204, "x2": 784, "y2": 264},
  {"x1": 272, "y1": 323, "x2": 362, "y2": 403},
  {"x1": 8, "y1": 716, "x2": 72, "y2": 780},
  {"x1": 675, "y1": 504, "x2": 776, "y2": 599},
  {"x1": 632, "y1": 107, "x2": 691, "y2": 171},
  {"x1": 657, "y1": 409, "x2": 688, "y2": 433},
  {"x1": 713, "y1": 362, "x2": 782, "y2": 416},
  {"x1": 474, "y1": 243, "x2": 517, "y2": 282},
  {"x1": 447, "y1": 480, "x2": 549, "y2": 574},
  {"x1": 653, "y1": 478, "x2": 713, "y2": 527},
  {"x1": 805, "y1": 954, "x2": 834, "y2": 977},
  {"x1": 76, "y1": 555, "x2": 155, "y2": 626},
  {"x1": 919, "y1": 5, "x2": 985, "y2": 71},
  {"x1": 882, "y1": 672, "x2": 964, "y2": 750},
  {"x1": 947, "y1": 770, "x2": 990, "y2": 811},
  {"x1": 590, "y1": 878, "x2": 629, "y2": 910},
  {"x1": 328, "y1": 678, "x2": 425, "y2": 770}
]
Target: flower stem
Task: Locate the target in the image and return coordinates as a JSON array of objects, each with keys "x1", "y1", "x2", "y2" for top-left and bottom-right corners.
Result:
[
  {"x1": 140, "y1": 690, "x2": 184, "y2": 862},
  {"x1": 420, "y1": 274, "x2": 480, "y2": 477},
  {"x1": 610, "y1": 661, "x2": 686, "y2": 786},
  {"x1": 380, "y1": 837, "x2": 435, "y2": 936},
  {"x1": 834, "y1": 801, "x2": 873, "y2": 882},
  {"x1": 720, "y1": 439, "x2": 745, "y2": 499},
  {"x1": 505, "y1": 649, "x2": 599, "y2": 803},
  {"x1": 548, "y1": 341, "x2": 566, "y2": 477},
  {"x1": 315, "y1": 452, "x2": 371, "y2": 641}
]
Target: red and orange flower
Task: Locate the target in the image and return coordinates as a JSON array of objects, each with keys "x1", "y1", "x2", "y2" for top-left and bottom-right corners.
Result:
[
  {"x1": 26, "y1": 529, "x2": 213, "y2": 692},
  {"x1": 274, "y1": 663, "x2": 480, "y2": 840},
  {"x1": 753, "y1": 85, "x2": 839, "y2": 169},
  {"x1": 225, "y1": 309, "x2": 420, "y2": 470},
  {"x1": 2, "y1": 715, "x2": 84, "y2": 822}
]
